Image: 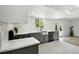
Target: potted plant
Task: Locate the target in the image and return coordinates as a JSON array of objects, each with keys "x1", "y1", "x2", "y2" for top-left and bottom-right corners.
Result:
[
  {"x1": 69, "y1": 26, "x2": 74, "y2": 36},
  {"x1": 55, "y1": 23, "x2": 58, "y2": 31},
  {"x1": 60, "y1": 25, "x2": 62, "y2": 31}
]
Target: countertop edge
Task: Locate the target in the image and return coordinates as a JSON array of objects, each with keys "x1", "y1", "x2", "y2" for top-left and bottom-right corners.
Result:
[{"x1": 0, "y1": 37, "x2": 40, "y2": 53}]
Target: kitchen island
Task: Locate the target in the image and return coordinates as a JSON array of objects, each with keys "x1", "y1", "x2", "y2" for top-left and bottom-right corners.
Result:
[
  {"x1": 0, "y1": 37, "x2": 40, "y2": 54},
  {"x1": 29, "y1": 31, "x2": 59, "y2": 44}
]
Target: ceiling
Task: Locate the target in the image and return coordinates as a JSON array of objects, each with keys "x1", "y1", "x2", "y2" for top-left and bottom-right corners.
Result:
[
  {"x1": 45, "y1": 5, "x2": 79, "y2": 19},
  {"x1": 28, "y1": 5, "x2": 79, "y2": 19}
]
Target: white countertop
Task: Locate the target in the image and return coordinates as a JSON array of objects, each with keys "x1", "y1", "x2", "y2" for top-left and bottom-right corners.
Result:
[
  {"x1": 17, "y1": 30, "x2": 55, "y2": 34},
  {"x1": 0, "y1": 37, "x2": 40, "y2": 53}
]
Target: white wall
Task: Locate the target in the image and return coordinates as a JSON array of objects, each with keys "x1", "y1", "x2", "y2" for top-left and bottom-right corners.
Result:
[
  {"x1": 70, "y1": 19, "x2": 79, "y2": 36},
  {"x1": 43, "y1": 19, "x2": 55, "y2": 31},
  {"x1": 62, "y1": 20, "x2": 71, "y2": 36},
  {"x1": 17, "y1": 17, "x2": 39, "y2": 34},
  {"x1": 56, "y1": 19, "x2": 71, "y2": 36},
  {"x1": 57, "y1": 18, "x2": 79, "y2": 37},
  {"x1": 0, "y1": 23, "x2": 8, "y2": 49},
  {"x1": 17, "y1": 17, "x2": 55, "y2": 34}
]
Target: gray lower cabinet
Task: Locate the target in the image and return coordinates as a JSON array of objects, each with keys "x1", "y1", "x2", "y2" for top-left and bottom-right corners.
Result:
[
  {"x1": 29, "y1": 31, "x2": 59, "y2": 44},
  {"x1": 0, "y1": 45, "x2": 38, "y2": 54},
  {"x1": 29, "y1": 33, "x2": 48, "y2": 44},
  {"x1": 48, "y1": 31, "x2": 59, "y2": 42},
  {"x1": 43, "y1": 35, "x2": 48, "y2": 43}
]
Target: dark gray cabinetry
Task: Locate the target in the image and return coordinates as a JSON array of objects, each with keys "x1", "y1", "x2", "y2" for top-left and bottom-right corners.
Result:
[
  {"x1": 29, "y1": 31, "x2": 59, "y2": 44},
  {"x1": 29, "y1": 33, "x2": 48, "y2": 44},
  {"x1": 48, "y1": 31, "x2": 59, "y2": 42},
  {"x1": 43, "y1": 35, "x2": 48, "y2": 43},
  {"x1": 48, "y1": 32, "x2": 54, "y2": 42},
  {"x1": 0, "y1": 45, "x2": 38, "y2": 54}
]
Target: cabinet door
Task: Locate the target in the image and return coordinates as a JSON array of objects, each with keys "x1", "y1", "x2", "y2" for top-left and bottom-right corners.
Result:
[
  {"x1": 53, "y1": 31, "x2": 59, "y2": 40},
  {"x1": 0, "y1": 5, "x2": 28, "y2": 23},
  {"x1": 43, "y1": 35, "x2": 48, "y2": 43}
]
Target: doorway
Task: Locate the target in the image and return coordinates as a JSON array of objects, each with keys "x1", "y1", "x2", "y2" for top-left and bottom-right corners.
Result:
[{"x1": 56, "y1": 21, "x2": 64, "y2": 37}]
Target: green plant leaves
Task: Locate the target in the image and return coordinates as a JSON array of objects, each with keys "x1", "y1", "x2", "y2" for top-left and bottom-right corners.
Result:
[{"x1": 35, "y1": 18, "x2": 44, "y2": 28}]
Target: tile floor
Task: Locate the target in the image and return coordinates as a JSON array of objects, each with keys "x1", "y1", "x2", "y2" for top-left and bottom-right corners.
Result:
[{"x1": 39, "y1": 37, "x2": 79, "y2": 54}]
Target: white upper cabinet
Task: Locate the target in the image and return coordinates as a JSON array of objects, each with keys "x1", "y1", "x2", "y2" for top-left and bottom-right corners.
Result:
[{"x1": 0, "y1": 5, "x2": 28, "y2": 23}]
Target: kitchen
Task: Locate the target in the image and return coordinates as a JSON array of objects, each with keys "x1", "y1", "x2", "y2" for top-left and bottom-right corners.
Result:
[{"x1": 0, "y1": 5, "x2": 59, "y2": 54}]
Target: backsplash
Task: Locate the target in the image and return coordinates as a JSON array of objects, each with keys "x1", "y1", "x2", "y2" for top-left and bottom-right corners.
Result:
[{"x1": 17, "y1": 17, "x2": 55, "y2": 34}]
